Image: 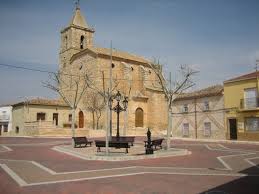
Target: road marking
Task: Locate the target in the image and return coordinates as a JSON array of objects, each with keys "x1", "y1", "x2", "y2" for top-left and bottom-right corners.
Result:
[
  {"x1": 0, "y1": 142, "x2": 259, "y2": 187},
  {"x1": 31, "y1": 161, "x2": 56, "y2": 175},
  {"x1": 245, "y1": 157, "x2": 259, "y2": 168},
  {"x1": 0, "y1": 164, "x2": 27, "y2": 186},
  {"x1": 0, "y1": 145, "x2": 12, "y2": 152},
  {"x1": 0, "y1": 141, "x2": 70, "y2": 147}
]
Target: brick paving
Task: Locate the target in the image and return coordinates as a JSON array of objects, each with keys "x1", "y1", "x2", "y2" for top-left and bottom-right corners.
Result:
[{"x1": 0, "y1": 137, "x2": 259, "y2": 194}]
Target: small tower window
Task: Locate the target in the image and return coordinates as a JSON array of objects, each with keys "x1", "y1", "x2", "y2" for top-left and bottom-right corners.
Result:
[
  {"x1": 80, "y1": 35, "x2": 84, "y2": 49},
  {"x1": 65, "y1": 36, "x2": 68, "y2": 49}
]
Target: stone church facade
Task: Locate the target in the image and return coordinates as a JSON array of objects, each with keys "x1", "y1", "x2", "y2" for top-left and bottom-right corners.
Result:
[{"x1": 58, "y1": 6, "x2": 168, "y2": 135}]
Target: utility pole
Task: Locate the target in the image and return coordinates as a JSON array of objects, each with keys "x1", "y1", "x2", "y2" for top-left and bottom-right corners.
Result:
[
  {"x1": 256, "y1": 60, "x2": 259, "y2": 94},
  {"x1": 109, "y1": 41, "x2": 113, "y2": 138},
  {"x1": 166, "y1": 72, "x2": 172, "y2": 150},
  {"x1": 194, "y1": 98, "x2": 197, "y2": 139}
]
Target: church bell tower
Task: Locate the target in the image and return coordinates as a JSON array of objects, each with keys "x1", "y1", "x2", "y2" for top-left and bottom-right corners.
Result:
[{"x1": 59, "y1": 3, "x2": 95, "y2": 68}]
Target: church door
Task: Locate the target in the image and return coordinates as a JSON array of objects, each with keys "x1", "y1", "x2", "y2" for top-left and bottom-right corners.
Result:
[
  {"x1": 79, "y1": 111, "x2": 84, "y2": 128},
  {"x1": 135, "y1": 108, "x2": 144, "y2": 127}
]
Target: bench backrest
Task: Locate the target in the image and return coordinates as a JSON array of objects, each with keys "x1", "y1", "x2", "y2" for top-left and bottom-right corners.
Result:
[
  {"x1": 152, "y1": 138, "x2": 164, "y2": 145},
  {"x1": 111, "y1": 136, "x2": 135, "y2": 142},
  {"x1": 73, "y1": 137, "x2": 87, "y2": 143}
]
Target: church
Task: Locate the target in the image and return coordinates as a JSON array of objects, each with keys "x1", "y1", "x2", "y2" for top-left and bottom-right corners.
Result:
[
  {"x1": 56, "y1": 5, "x2": 168, "y2": 136},
  {"x1": 2, "y1": 5, "x2": 168, "y2": 137}
]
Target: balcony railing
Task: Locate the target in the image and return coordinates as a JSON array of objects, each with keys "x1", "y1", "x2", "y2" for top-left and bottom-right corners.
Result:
[
  {"x1": 0, "y1": 115, "x2": 10, "y2": 121},
  {"x1": 240, "y1": 97, "x2": 259, "y2": 109}
]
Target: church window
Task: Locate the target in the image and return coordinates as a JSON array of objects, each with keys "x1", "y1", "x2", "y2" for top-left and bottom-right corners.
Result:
[
  {"x1": 80, "y1": 35, "x2": 85, "y2": 49},
  {"x1": 135, "y1": 108, "x2": 144, "y2": 127},
  {"x1": 65, "y1": 36, "x2": 68, "y2": 49}
]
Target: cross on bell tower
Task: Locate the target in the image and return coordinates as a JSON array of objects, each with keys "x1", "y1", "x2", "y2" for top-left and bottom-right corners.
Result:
[{"x1": 75, "y1": 0, "x2": 80, "y2": 9}]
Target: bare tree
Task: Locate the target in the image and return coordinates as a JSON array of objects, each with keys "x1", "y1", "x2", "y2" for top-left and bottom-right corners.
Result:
[
  {"x1": 43, "y1": 65, "x2": 93, "y2": 140},
  {"x1": 83, "y1": 91, "x2": 105, "y2": 130},
  {"x1": 149, "y1": 60, "x2": 198, "y2": 150}
]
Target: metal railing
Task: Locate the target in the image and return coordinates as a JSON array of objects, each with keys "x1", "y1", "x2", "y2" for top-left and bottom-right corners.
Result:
[
  {"x1": 240, "y1": 97, "x2": 259, "y2": 109},
  {"x1": 0, "y1": 115, "x2": 10, "y2": 121}
]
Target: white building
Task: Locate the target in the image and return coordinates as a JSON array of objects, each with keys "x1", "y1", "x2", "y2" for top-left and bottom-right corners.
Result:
[{"x1": 0, "y1": 106, "x2": 13, "y2": 135}]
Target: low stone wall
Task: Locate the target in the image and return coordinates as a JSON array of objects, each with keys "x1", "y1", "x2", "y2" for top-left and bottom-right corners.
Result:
[{"x1": 1, "y1": 127, "x2": 165, "y2": 138}]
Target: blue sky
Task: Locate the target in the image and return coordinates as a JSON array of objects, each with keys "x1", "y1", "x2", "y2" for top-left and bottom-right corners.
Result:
[{"x1": 0, "y1": 0, "x2": 259, "y2": 104}]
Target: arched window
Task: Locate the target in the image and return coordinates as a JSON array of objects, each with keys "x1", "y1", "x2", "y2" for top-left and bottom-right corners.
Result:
[
  {"x1": 80, "y1": 35, "x2": 84, "y2": 49},
  {"x1": 135, "y1": 108, "x2": 144, "y2": 127},
  {"x1": 78, "y1": 111, "x2": 84, "y2": 128}
]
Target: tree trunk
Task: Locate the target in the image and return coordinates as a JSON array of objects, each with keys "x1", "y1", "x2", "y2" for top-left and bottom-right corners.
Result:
[
  {"x1": 166, "y1": 104, "x2": 172, "y2": 150},
  {"x1": 71, "y1": 108, "x2": 76, "y2": 146},
  {"x1": 96, "y1": 110, "x2": 101, "y2": 130},
  {"x1": 92, "y1": 111, "x2": 95, "y2": 130},
  {"x1": 105, "y1": 101, "x2": 109, "y2": 155}
]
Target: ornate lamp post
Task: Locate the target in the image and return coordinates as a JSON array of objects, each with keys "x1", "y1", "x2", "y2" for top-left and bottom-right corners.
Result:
[{"x1": 109, "y1": 91, "x2": 128, "y2": 139}]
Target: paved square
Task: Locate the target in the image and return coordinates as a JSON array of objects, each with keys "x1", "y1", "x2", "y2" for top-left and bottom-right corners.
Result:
[{"x1": 0, "y1": 137, "x2": 259, "y2": 194}]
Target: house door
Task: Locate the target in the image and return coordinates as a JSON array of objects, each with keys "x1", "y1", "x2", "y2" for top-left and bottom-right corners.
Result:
[
  {"x1": 79, "y1": 111, "x2": 84, "y2": 128},
  {"x1": 53, "y1": 113, "x2": 58, "y2": 126},
  {"x1": 229, "y1": 119, "x2": 237, "y2": 140},
  {"x1": 135, "y1": 108, "x2": 144, "y2": 127}
]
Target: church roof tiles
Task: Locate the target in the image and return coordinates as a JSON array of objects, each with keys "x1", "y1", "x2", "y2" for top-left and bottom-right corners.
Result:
[
  {"x1": 175, "y1": 85, "x2": 223, "y2": 101},
  {"x1": 71, "y1": 46, "x2": 150, "y2": 65},
  {"x1": 12, "y1": 98, "x2": 69, "y2": 107}
]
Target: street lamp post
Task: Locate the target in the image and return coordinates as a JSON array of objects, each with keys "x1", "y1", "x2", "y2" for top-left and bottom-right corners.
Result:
[{"x1": 109, "y1": 91, "x2": 128, "y2": 139}]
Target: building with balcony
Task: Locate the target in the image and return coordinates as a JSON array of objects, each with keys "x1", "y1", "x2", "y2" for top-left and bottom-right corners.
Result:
[
  {"x1": 0, "y1": 106, "x2": 12, "y2": 135},
  {"x1": 224, "y1": 71, "x2": 259, "y2": 141},
  {"x1": 171, "y1": 85, "x2": 225, "y2": 140}
]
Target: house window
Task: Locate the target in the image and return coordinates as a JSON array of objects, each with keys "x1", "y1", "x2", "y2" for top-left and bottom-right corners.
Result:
[
  {"x1": 245, "y1": 117, "x2": 259, "y2": 131},
  {"x1": 69, "y1": 114, "x2": 72, "y2": 122},
  {"x1": 204, "y1": 101, "x2": 209, "y2": 111},
  {"x1": 204, "y1": 122, "x2": 211, "y2": 137},
  {"x1": 37, "y1": 113, "x2": 46, "y2": 121},
  {"x1": 244, "y1": 88, "x2": 258, "y2": 109},
  {"x1": 182, "y1": 123, "x2": 189, "y2": 137},
  {"x1": 183, "y1": 104, "x2": 188, "y2": 113}
]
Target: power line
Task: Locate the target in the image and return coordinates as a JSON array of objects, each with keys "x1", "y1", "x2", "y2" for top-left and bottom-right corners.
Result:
[
  {"x1": 0, "y1": 63, "x2": 162, "y2": 82},
  {"x1": 0, "y1": 63, "x2": 54, "y2": 74}
]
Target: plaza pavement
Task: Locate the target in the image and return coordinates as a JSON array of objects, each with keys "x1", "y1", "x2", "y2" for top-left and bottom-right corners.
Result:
[{"x1": 0, "y1": 137, "x2": 258, "y2": 194}]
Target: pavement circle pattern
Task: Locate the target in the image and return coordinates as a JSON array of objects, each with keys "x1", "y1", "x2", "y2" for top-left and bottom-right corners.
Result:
[{"x1": 0, "y1": 138, "x2": 259, "y2": 191}]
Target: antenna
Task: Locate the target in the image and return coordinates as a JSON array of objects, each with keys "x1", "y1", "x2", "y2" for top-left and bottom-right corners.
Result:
[{"x1": 256, "y1": 59, "x2": 259, "y2": 72}]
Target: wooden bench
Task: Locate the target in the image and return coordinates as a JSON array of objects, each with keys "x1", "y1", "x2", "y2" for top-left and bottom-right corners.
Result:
[
  {"x1": 144, "y1": 138, "x2": 164, "y2": 150},
  {"x1": 95, "y1": 140, "x2": 131, "y2": 153},
  {"x1": 111, "y1": 136, "x2": 135, "y2": 146},
  {"x1": 73, "y1": 137, "x2": 92, "y2": 148}
]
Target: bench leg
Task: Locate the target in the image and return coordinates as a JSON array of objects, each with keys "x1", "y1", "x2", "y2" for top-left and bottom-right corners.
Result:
[
  {"x1": 125, "y1": 148, "x2": 128, "y2": 154},
  {"x1": 97, "y1": 147, "x2": 101, "y2": 152}
]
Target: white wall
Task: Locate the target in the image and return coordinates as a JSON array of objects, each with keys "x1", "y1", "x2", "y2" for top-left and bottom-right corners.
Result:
[{"x1": 0, "y1": 106, "x2": 13, "y2": 133}]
